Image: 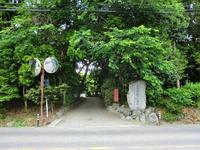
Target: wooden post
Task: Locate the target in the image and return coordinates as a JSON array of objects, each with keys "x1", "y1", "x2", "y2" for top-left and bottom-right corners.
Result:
[
  {"x1": 63, "y1": 91, "x2": 66, "y2": 105},
  {"x1": 51, "y1": 101, "x2": 54, "y2": 114},
  {"x1": 40, "y1": 67, "x2": 45, "y2": 125}
]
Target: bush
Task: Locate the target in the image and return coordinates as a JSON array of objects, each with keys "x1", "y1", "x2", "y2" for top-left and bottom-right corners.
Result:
[
  {"x1": 0, "y1": 114, "x2": 5, "y2": 120},
  {"x1": 158, "y1": 87, "x2": 192, "y2": 121},
  {"x1": 25, "y1": 87, "x2": 40, "y2": 104},
  {"x1": 163, "y1": 88, "x2": 192, "y2": 116},
  {"x1": 14, "y1": 120, "x2": 25, "y2": 128},
  {"x1": 165, "y1": 102, "x2": 183, "y2": 114},
  {"x1": 158, "y1": 98, "x2": 183, "y2": 118},
  {"x1": 159, "y1": 88, "x2": 192, "y2": 115},
  {"x1": 25, "y1": 84, "x2": 71, "y2": 105},
  {"x1": 160, "y1": 82, "x2": 200, "y2": 122},
  {"x1": 183, "y1": 83, "x2": 200, "y2": 106},
  {"x1": 0, "y1": 103, "x2": 6, "y2": 119},
  {"x1": 162, "y1": 112, "x2": 177, "y2": 122},
  {"x1": 146, "y1": 87, "x2": 163, "y2": 107},
  {"x1": 101, "y1": 78, "x2": 115, "y2": 106},
  {"x1": 166, "y1": 88, "x2": 193, "y2": 106}
]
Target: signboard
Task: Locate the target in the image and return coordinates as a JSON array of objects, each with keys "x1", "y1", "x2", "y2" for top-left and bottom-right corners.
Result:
[{"x1": 114, "y1": 88, "x2": 119, "y2": 103}]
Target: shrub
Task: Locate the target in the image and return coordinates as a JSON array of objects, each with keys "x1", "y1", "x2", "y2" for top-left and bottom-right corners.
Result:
[
  {"x1": 25, "y1": 84, "x2": 71, "y2": 105},
  {"x1": 162, "y1": 112, "x2": 177, "y2": 122},
  {"x1": 160, "y1": 83, "x2": 200, "y2": 122},
  {"x1": 14, "y1": 120, "x2": 25, "y2": 128},
  {"x1": 158, "y1": 97, "x2": 183, "y2": 114},
  {"x1": 146, "y1": 87, "x2": 163, "y2": 107},
  {"x1": 25, "y1": 87, "x2": 40, "y2": 104},
  {"x1": 165, "y1": 102, "x2": 184, "y2": 114},
  {"x1": 101, "y1": 78, "x2": 115, "y2": 106},
  {"x1": 197, "y1": 101, "x2": 200, "y2": 109},
  {"x1": 158, "y1": 87, "x2": 192, "y2": 121},
  {"x1": 166, "y1": 88, "x2": 193, "y2": 106},
  {"x1": 0, "y1": 114, "x2": 5, "y2": 120},
  {"x1": 183, "y1": 83, "x2": 200, "y2": 106},
  {"x1": 0, "y1": 103, "x2": 6, "y2": 119}
]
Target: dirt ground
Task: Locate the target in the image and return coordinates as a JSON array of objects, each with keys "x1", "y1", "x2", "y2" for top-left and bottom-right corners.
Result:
[
  {"x1": 159, "y1": 107, "x2": 200, "y2": 125},
  {"x1": 0, "y1": 105, "x2": 60, "y2": 127},
  {"x1": 181, "y1": 107, "x2": 200, "y2": 124}
]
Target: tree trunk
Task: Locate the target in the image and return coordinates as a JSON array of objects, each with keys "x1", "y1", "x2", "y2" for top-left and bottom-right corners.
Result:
[
  {"x1": 23, "y1": 86, "x2": 28, "y2": 112},
  {"x1": 51, "y1": 101, "x2": 54, "y2": 114},
  {"x1": 63, "y1": 91, "x2": 66, "y2": 105},
  {"x1": 173, "y1": 41, "x2": 181, "y2": 88},
  {"x1": 177, "y1": 79, "x2": 181, "y2": 88},
  {"x1": 24, "y1": 99, "x2": 28, "y2": 112}
]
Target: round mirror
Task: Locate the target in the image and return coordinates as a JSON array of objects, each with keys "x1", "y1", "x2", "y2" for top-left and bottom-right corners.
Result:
[
  {"x1": 30, "y1": 58, "x2": 42, "y2": 77},
  {"x1": 44, "y1": 57, "x2": 59, "y2": 74}
]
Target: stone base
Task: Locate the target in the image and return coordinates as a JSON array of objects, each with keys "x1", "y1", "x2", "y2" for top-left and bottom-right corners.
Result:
[{"x1": 107, "y1": 104, "x2": 159, "y2": 125}]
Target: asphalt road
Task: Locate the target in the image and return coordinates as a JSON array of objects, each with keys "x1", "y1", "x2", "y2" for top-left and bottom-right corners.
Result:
[
  {"x1": 1, "y1": 125, "x2": 200, "y2": 150},
  {"x1": 1, "y1": 98, "x2": 200, "y2": 150}
]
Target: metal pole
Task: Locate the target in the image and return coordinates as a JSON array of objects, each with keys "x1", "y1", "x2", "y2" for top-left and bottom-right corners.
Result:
[
  {"x1": 46, "y1": 97, "x2": 49, "y2": 118},
  {"x1": 36, "y1": 113, "x2": 40, "y2": 127},
  {"x1": 40, "y1": 67, "x2": 45, "y2": 125},
  {"x1": 158, "y1": 111, "x2": 161, "y2": 125}
]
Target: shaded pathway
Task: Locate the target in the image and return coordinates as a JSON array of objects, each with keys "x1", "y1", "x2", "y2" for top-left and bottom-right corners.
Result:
[{"x1": 57, "y1": 97, "x2": 136, "y2": 127}]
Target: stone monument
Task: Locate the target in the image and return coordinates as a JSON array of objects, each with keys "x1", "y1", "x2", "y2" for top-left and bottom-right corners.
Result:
[{"x1": 127, "y1": 80, "x2": 146, "y2": 110}]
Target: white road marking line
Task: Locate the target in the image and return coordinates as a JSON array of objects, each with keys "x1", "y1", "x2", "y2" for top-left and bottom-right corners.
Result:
[
  {"x1": 6, "y1": 145, "x2": 200, "y2": 150},
  {"x1": 91, "y1": 147, "x2": 112, "y2": 150},
  {"x1": 127, "y1": 145, "x2": 200, "y2": 149}
]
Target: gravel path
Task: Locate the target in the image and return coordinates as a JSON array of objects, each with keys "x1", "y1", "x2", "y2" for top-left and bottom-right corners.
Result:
[{"x1": 56, "y1": 97, "x2": 137, "y2": 127}]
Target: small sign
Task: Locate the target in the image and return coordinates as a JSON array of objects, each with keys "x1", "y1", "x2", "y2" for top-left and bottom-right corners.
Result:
[
  {"x1": 44, "y1": 79, "x2": 50, "y2": 87},
  {"x1": 114, "y1": 88, "x2": 119, "y2": 103},
  {"x1": 44, "y1": 57, "x2": 59, "y2": 74}
]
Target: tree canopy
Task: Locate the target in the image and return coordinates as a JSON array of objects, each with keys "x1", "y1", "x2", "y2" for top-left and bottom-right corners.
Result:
[{"x1": 0, "y1": 0, "x2": 200, "y2": 117}]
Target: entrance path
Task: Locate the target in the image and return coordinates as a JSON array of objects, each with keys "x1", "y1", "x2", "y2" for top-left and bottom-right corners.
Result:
[{"x1": 57, "y1": 97, "x2": 137, "y2": 127}]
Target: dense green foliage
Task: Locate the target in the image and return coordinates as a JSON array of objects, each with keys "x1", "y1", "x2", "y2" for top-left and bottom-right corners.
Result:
[
  {"x1": 25, "y1": 84, "x2": 71, "y2": 105},
  {"x1": 184, "y1": 83, "x2": 200, "y2": 106},
  {"x1": 101, "y1": 78, "x2": 116, "y2": 106},
  {"x1": 0, "y1": 0, "x2": 200, "y2": 122},
  {"x1": 160, "y1": 83, "x2": 200, "y2": 121},
  {"x1": 0, "y1": 0, "x2": 80, "y2": 110}
]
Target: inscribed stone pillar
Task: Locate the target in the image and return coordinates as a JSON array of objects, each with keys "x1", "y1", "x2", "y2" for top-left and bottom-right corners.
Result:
[{"x1": 127, "y1": 80, "x2": 146, "y2": 110}]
